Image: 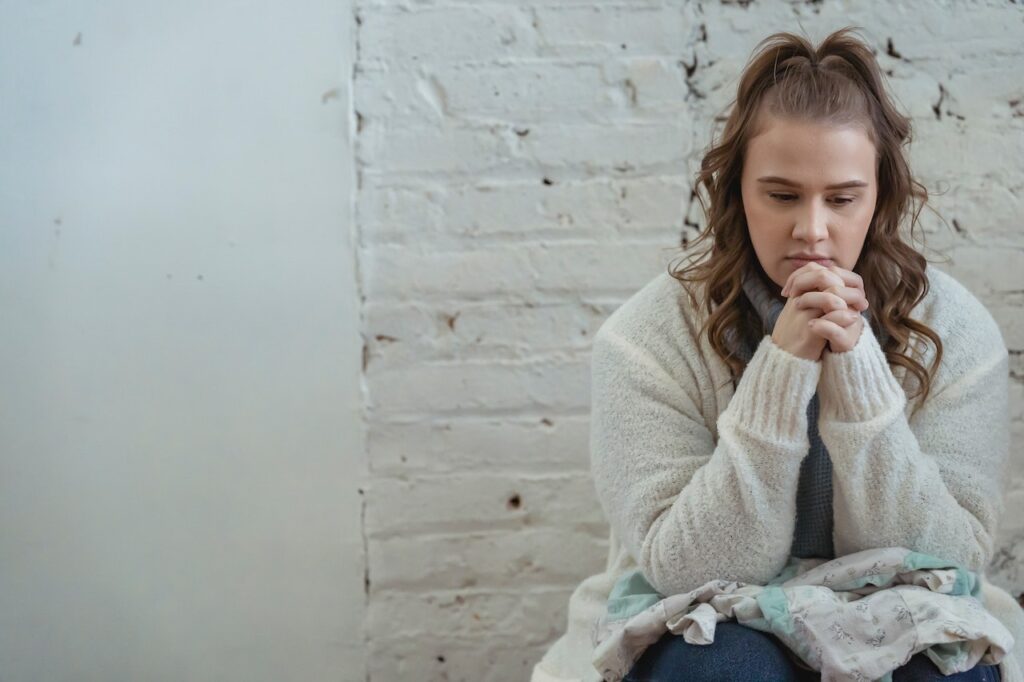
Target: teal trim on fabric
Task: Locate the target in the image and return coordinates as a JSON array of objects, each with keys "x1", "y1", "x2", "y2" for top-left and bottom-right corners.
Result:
[
  {"x1": 897, "y1": 557, "x2": 978, "y2": 676},
  {"x1": 754, "y1": 586, "x2": 795, "y2": 636},
  {"x1": 767, "y1": 556, "x2": 805, "y2": 586},
  {"x1": 924, "y1": 641, "x2": 969, "y2": 672},
  {"x1": 752, "y1": 585, "x2": 817, "y2": 667},
  {"x1": 902, "y1": 551, "x2": 980, "y2": 598},
  {"x1": 604, "y1": 569, "x2": 664, "y2": 621}
]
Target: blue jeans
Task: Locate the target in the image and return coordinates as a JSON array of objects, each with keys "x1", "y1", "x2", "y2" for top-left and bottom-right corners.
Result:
[{"x1": 622, "y1": 622, "x2": 1002, "y2": 682}]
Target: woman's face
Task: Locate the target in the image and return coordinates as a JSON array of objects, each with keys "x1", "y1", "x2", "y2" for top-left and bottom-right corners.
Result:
[{"x1": 740, "y1": 113, "x2": 878, "y2": 297}]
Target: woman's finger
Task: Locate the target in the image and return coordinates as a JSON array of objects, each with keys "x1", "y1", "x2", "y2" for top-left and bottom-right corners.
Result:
[
  {"x1": 822, "y1": 264, "x2": 868, "y2": 311},
  {"x1": 783, "y1": 269, "x2": 869, "y2": 311},
  {"x1": 794, "y1": 291, "x2": 849, "y2": 314},
  {"x1": 824, "y1": 286, "x2": 870, "y2": 311},
  {"x1": 782, "y1": 265, "x2": 845, "y2": 298},
  {"x1": 809, "y1": 314, "x2": 863, "y2": 353},
  {"x1": 807, "y1": 317, "x2": 843, "y2": 342},
  {"x1": 819, "y1": 308, "x2": 861, "y2": 326},
  {"x1": 781, "y1": 262, "x2": 838, "y2": 295},
  {"x1": 824, "y1": 264, "x2": 864, "y2": 292},
  {"x1": 782, "y1": 262, "x2": 864, "y2": 298}
]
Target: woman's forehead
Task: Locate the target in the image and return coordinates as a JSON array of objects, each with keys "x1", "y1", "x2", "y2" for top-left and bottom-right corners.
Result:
[{"x1": 744, "y1": 116, "x2": 877, "y2": 183}]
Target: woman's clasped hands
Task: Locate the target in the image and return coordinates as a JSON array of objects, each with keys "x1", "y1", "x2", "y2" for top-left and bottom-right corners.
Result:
[{"x1": 772, "y1": 261, "x2": 869, "y2": 361}]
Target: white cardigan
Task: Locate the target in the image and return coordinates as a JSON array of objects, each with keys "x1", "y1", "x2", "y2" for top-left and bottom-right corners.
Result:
[{"x1": 531, "y1": 264, "x2": 1024, "y2": 682}]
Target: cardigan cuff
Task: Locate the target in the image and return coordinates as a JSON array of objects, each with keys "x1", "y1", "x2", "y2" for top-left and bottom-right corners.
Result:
[
  {"x1": 818, "y1": 319, "x2": 906, "y2": 423},
  {"x1": 722, "y1": 334, "x2": 822, "y2": 443}
]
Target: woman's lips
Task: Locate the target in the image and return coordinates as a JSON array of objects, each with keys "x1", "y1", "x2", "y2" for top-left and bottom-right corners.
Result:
[{"x1": 789, "y1": 257, "x2": 833, "y2": 267}]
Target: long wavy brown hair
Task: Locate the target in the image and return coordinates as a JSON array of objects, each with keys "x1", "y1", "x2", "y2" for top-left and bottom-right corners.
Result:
[{"x1": 669, "y1": 26, "x2": 943, "y2": 415}]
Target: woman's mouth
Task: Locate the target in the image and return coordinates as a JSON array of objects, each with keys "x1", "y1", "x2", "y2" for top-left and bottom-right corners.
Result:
[{"x1": 788, "y1": 257, "x2": 833, "y2": 267}]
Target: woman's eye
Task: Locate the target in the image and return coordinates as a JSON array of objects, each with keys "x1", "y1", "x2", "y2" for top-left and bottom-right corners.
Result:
[{"x1": 768, "y1": 193, "x2": 854, "y2": 206}]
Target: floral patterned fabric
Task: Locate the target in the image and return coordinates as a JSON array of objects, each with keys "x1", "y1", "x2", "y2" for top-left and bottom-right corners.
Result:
[{"x1": 592, "y1": 546, "x2": 1014, "y2": 682}]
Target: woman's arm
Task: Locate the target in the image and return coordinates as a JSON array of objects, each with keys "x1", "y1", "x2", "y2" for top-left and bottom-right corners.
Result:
[
  {"x1": 816, "y1": 314, "x2": 1010, "y2": 574},
  {"x1": 589, "y1": 325, "x2": 820, "y2": 596}
]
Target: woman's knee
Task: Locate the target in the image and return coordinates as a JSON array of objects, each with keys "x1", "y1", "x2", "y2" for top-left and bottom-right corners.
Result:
[{"x1": 623, "y1": 622, "x2": 805, "y2": 682}]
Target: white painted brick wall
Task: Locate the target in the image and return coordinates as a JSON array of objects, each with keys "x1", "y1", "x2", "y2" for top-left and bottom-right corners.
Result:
[{"x1": 353, "y1": 2, "x2": 1024, "y2": 679}]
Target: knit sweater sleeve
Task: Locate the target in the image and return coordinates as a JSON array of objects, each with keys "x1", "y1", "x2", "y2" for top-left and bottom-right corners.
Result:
[
  {"x1": 816, "y1": 309, "x2": 1010, "y2": 574},
  {"x1": 589, "y1": 324, "x2": 821, "y2": 597}
]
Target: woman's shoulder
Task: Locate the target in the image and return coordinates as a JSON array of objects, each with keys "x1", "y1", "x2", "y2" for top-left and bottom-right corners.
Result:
[
  {"x1": 911, "y1": 264, "x2": 1009, "y2": 391},
  {"x1": 590, "y1": 270, "x2": 713, "y2": 397},
  {"x1": 917, "y1": 264, "x2": 1006, "y2": 356},
  {"x1": 595, "y1": 269, "x2": 705, "y2": 351}
]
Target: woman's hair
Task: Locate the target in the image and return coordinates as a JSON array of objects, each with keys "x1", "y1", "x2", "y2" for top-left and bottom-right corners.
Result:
[{"x1": 669, "y1": 26, "x2": 942, "y2": 414}]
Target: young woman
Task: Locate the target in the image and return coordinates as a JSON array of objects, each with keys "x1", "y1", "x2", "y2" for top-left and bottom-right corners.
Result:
[{"x1": 531, "y1": 27, "x2": 1022, "y2": 682}]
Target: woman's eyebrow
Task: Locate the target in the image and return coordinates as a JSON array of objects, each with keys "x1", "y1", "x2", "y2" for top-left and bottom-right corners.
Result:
[{"x1": 757, "y1": 176, "x2": 869, "y2": 189}]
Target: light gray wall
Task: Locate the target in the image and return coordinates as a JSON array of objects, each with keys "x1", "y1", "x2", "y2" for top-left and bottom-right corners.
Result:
[{"x1": 0, "y1": 3, "x2": 365, "y2": 681}]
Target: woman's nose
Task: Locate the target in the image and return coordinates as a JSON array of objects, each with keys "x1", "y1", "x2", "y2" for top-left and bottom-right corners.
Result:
[{"x1": 793, "y1": 203, "x2": 829, "y2": 241}]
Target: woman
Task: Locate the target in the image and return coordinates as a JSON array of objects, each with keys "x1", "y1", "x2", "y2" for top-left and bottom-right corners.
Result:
[{"x1": 530, "y1": 27, "x2": 1022, "y2": 682}]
